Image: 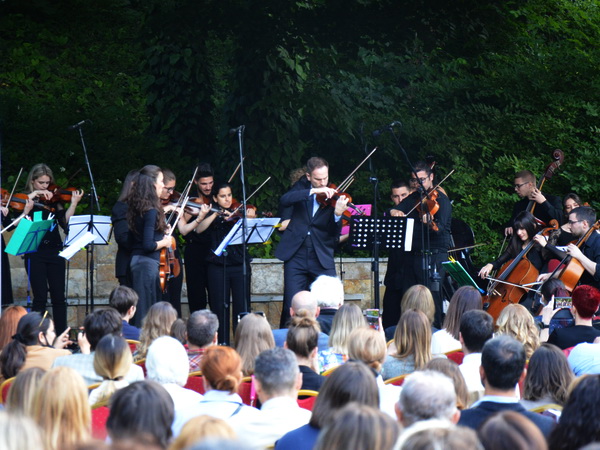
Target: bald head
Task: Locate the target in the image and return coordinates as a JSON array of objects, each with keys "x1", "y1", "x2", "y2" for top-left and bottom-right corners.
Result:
[{"x1": 291, "y1": 291, "x2": 320, "y2": 318}]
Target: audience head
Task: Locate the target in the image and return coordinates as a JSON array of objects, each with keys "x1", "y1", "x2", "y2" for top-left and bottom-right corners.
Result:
[
  {"x1": 170, "y1": 318, "x2": 187, "y2": 345},
  {"x1": 0, "y1": 305, "x2": 27, "y2": 351},
  {"x1": 310, "y1": 361, "x2": 379, "y2": 429},
  {"x1": 523, "y1": 343, "x2": 573, "y2": 405},
  {"x1": 328, "y1": 303, "x2": 367, "y2": 355},
  {"x1": 400, "y1": 284, "x2": 435, "y2": 324},
  {"x1": 347, "y1": 327, "x2": 387, "y2": 373},
  {"x1": 442, "y1": 286, "x2": 483, "y2": 340},
  {"x1": 393, "y1": 309, "x2": 432, "y2": 370},
  {"x1": 540, "y1": 278, "x2": 569, "y2": 304},
  {"x1": 572, "y1": 285, "x2": 600, "y2": 320},
  {"x1": 93, "y1": 334, "x2": 133, "y2": 404},
  {"x1": 5, "y1": 367, "x2": 45, "y2": 416},
  {"x1": 395, "y1": 419, "x2": 481, "y2": 450},
  {"x1": 107, "y1": 380, "x2": 174, "y2": 450},
  {"x1": 170, "y1": 416, "x2": 236, "y2": 450},
  {"x1": 137, "y1": 301, "x2": 178, "y2": 358},
  {"x1": 33, "y1": 366, "x2": 91, "y2": 450},
  {"x1": 481, "y1": 335, "x2": 526, "y2": 391},
  {"x1": 478, "y1": 410, "x2": 547, "y2": 450},
  {"x1": 234, "y1": 312, "x2": 274, "y2": 375},
  {"x1": 549, "y1": 374, "x2": 600, "y2": 450},
  {"x1": 314, "y1": 403, "x2": 400, "y2": 450},
  {"x1": 291, "y1": 290, "x2": 319, "y2": 318},
  {"x1": 459, "y1": 310, "x2": 494, "y2": 354},
  {"x1": 425, "y1": 358, "x2": 470, "y2": 410},
  {"x1": 84, "y1": 308, "x2": 123, "y2": 351},
  {"x1": 254, "y1": 347, "x2": 300, "y2": 400},
  {"x1": 310, "y1": 275, "x2": 344, "y2": 308},
  {"x1": 397, "y1": 370, "x2": 459, "y2": 427},
  {"x1": 108, "y1": 285, "x2": 138, "y2": 319},
  {"x1": 201, "y1": 346, "x2": 243, "y2": 394},
  {"x1": 147, "y1": 336, "x2": 190, "y2": 386},
  {"x1": 286, "y1": 315, "x2": 321, "y2": 359},
  {"x1": 187, "y1": 310, "x2": 219, "y2": 349},
  {"x1": 0, "y1": 410, "x2": 44, "y2": 450},
  {"x1": 496, "y1": 304, "x2": 540, "y2": 359}
]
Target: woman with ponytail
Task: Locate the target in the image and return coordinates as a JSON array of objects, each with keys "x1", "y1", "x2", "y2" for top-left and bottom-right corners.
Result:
[
  {"x1": 286, "y1": 315, "x2": 325, "y2": 392},
  {"x1": 88, "y1": 334, "x2": 133, "y2": 406}
]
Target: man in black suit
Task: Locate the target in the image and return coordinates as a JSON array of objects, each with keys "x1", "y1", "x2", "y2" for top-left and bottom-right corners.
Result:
[
  {"x1": 458, "y1": 335, "x2": 555, "y2": 438},
  {"x1": 275, "y1": 157, "x2": 349, "y2": 328}
]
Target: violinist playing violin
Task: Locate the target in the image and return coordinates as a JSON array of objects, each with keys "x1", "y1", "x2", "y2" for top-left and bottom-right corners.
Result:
[
  {"x1": 275, "y1": 156, "x2": 349, "y2": 329},
  {"x1": 23, "y1": 163, "x2": 84, "y2": 334},
  {"x1": 384, "y1": 161, "x2": 452, "y2": 329}
]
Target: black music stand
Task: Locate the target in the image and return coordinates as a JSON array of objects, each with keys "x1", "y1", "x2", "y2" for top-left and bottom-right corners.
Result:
[{"x1": 349, "y1": 216, "x2": 414, "y2": 252}]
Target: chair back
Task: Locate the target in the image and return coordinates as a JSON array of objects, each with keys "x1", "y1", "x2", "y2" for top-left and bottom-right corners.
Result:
[
  {"x1": 134, "y1": 358, "x2": 147, "y2": 377},
  {"x1": 321, "y1": 365, "x2": 339, "y2": 377},
  {"x1": 0, "y1": 377, "x2": 15, "y2": 404},
  {"x1": 297, "y1": 389, "x2": 318, "y2": 411},
  {"x1": 184, "y1": 372, "x2": 206, "y2": 395},
  {"x1": 445, "y1": 350, "x2": 465, "y2": 365},
  {"x1": 126, "y1": 339, "x2": 140, "y2": 354},
  {"x1": 238, "y1": 376, "x2": 256, "y2": 407},
  {"x1": 91, "y1": 405, "x2": 110, "y2": 440},
  {"x1": 384, "y1": 374, "x2": 408, "y2": 386}
]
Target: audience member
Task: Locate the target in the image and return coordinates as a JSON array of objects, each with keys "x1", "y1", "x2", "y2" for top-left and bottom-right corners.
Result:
[
  {"x1": 186, "y1": 309, "x2": 219, "y2": 372},
  {"x1": 458, "y1": 335, "x2": 555, "y2": 438},
  {"x1": 32, "y1": 366, "x2": 91, "y2": 450},
  {"x1": 0, "y1": 312, "x2": 71, "y2": 381},
  {"x1": 568, "y1": 337, "x2": 600, "y2": 375},
  {"x1": 135, "y1": 301, "x2": 178, "y2": 361},
  {"x1": 396, "y1": 370, "x2": 460, "y2": 427},
  {"x1": 547, "y1": 285, "x2": 600, "y2": 349},
  {"x1": 108, "y1": 285, "x2": 140, "y2": 340},
  {"x1": 395, "y1": 419, "x2": 481, "y2": 450},
  {"x1": 230, "y1": 348, "x2": 311, "y2": 448},
  {"x1": 311, "y1": 275, "x2": 344, "y2": 335},
  {"x1": 0, "y1": 410, "x2": 44, "y2": 450},
  {"x1": 458, "y1": 310, "x2": 494, "y2": 399},
  {"x1": 273, "y1": 290, "x2": 329, "y2": 351},
  {"x1": 234, "y1": 312, "x2": 275, "y2": 376},
  {"x1": 347, "y1": 326, "x2": 400, "y2": 418},
  {"x1": 478, "y1": 410, "x2": 548, "y2": 450},
  {"x1": 53, "y1": 308, "x2": 143, "y2": 386},
  {"x1": 285, "y1": 316, "x2": 325, "y2": 392},
  {"x1": 521, "y1": 343, "x2": 573, "y2": 409},
  {"x1": 313, "y1": 403, "x2": 400, "y2": 450},
  {"x1": 431, "y1": 286, "x2": 482, "y2": 356},
  {"x1": 146, "y1": 336, "x2": 203, "y2": 433},
  {"x1": 4, "y1": 366, "x2": 45, "y2": 416},
  {"x1": 173, "y1": 346, "x2": 260, "y2": 436},
  {"x1": 170, "y1": 318, "x2": 187, "y2": 346},
  {"x1": 318, "y1": 303, "x2": 367, "y2": 372},
  {"x1": 496, "y1": 304, "x2": 540, "y2": 359},
  {"x1": 385, "y1": 284, "x2": 437, "y2": 341},
  {"x1": 548, "y1": 374, "x2": 600, "y2": 450},
  {"x1": 107, "y1": 380, "x2": 175, "y2": 450},
  {"x1": 169, "y1": 416, "x2": 236, "y2": 450},
  {"x1": 382, "y1": 309, "x2": 431, "y2": 380},
  {"x1": 89, "y1": 334, "x2": 133, "y2": 406},
  {"x1": 0, "y1": 305, "x2": 27, "y2": 352},
  {"x1": 276, "y1": 361, "x2": 379, "y2": 450},
  {"x1": 425, "y1": 358, "x2": 470, "y2": 410}
]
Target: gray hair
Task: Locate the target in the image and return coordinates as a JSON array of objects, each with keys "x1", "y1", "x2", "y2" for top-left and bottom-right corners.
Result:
[
  {"x1": 254, "y1": 347, "x2": 299, "y2": 396},
  {"x1": 146, "y1": 336, "x2": 190, "y2": 386},
  {"x1": 310, "y1": 275, "x2": 344, "y2": 308},
  {"x1": 398, "y1": 370, "x2": 458, "y2": 427},
  {"x1": 187, "y1": 309, "x2": 219, "y2": 348}
]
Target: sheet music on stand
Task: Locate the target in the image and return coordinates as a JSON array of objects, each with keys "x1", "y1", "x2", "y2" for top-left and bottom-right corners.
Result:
[
  {"x1": 213, "y1": 217, "x2": 280, "y2": 257},
  {"x1": 442, "y1": 257, "x2": 485, "y2": 294},
  {"x1": 60, "y1": 215, "x2": 112, "y2": 260},
  {"x1": 349, "y1": 217, "x2": 414, "y2": 251},
  {"x1": 5, "y1": 211, "x2": 54, "y2": 256}
]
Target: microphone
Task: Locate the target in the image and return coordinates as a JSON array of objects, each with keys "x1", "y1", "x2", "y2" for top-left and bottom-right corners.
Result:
[
  {"x1": 66, "y1": 120, "x2": 88, "y2": 131},
  {"x1": 372, "y1": 121, "x2": 402, "y2": 137},
  {"x1": 229, "y1": 125, "x2": 245, "y2": 135}
]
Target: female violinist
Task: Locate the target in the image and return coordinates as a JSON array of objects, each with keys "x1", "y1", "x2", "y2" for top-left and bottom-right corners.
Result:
[
  {"x1": 193, "y1": 181, "x2": 256, "y2": 343},
  {"x1": 126, "y1": 165, "x2": 175, "y2": 327},
  {"x1": 23, "y1": 163, "x2": 84, "y2": 334}
]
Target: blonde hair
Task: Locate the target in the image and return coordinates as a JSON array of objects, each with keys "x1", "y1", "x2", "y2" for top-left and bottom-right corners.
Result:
[
  {"x1": 401, "y1": 285, "x2": 435, "y2": 324},
  {"x1": 393, "y1": 309, "x2": 432, "y2": 370},
  {"x1": 169, "y1": 415, "x2": 236, "y2": 450},
  {"x1": 92, "y1": 335, "x2": 133, "y2": 405},
  {"x1": 136, "y1": 301, "x2": 178, "y2": 360},
  {"x1": 329, "y1": 303, "x2": 367, "y2": 355},
  {"x1": 347, "y1": 327, "x2": 387, "y2": 372},
  {"x1": 234, "y1": 313, "x2": 274, "y2": 376},
  {"x1": 0, "y1": 410, "x2": 44, "y2": 450},
  {"x1": 5, "y1": 367, "x2": 46, "y2": 417},
  {"x1": 32, "y1": 366, "x2": 91, "y2": 450},
  {"x1": 496, "y1": 304, "x2": 540, "y2": 359},
  {"x1": 25, "y1": 163, "x2": 54, "y2": 193}
]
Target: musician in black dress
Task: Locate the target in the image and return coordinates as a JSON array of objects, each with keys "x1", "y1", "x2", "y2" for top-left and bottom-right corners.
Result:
[{"x1": 111, "y1": 169, "x2": 138, "y2": 287}]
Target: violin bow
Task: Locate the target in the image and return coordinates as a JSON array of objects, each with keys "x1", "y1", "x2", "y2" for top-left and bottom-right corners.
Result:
[
  {"x1": 406, "y1": 169, "x2": 455, "y2": 216},
  {"x1": 336, "y1": 147, "x2": 377, "y2": 192},
  {"x1": 1, "y1": 168, "x2": 28, "y2": 234},
  {"x1": 166, "y1": 167, "x2": 198, "y2": 235},
  {"x1": 229, "y1": 176, "x2": 271, "y2": 216},
  {"x1": 228, "y1": 157, "x2": 246, "y2": 184}
]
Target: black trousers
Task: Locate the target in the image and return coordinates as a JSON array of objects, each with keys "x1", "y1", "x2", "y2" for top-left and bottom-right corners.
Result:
[
  {"x1": 184, "y1": 242, "x2": 211, "y2": 313},
  {"x1": 25, "y1": 250, "x2": 67, "y2": 334},
  {"x1": 130, "y1": 255, "x2": 161, "y2": 327}
]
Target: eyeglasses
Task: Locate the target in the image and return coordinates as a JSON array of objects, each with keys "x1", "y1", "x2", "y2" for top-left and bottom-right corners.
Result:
[
  {"x1": 513, "y1": 182, "x2": 530, "y2": 190},
  {"x1": 237, "y1": 311, "x2": 266, "y2": 322},
  {"x1": 568, "y1": 219, "x2": 583, "y2": 225},
  {"x1": 410, "y1": 177, "x2": 428, "y2": 183},
  {"x1": 163, "y1": 186, "x2": 175, "y2": 193}
]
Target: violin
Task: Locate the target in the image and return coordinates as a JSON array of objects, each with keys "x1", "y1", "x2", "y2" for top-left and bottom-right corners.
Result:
[
  {"x1": 315, "y1": 183, "x2": 363, "y2": 227},
  {"x1": 48, "y1": 184, "x2": 79, "y2": 204},
  {"x1": 415, "y1": 189, "x2": 440, "y2": 232},
  {"x1": 1, "y1": 188, "x2": 54, "y2": 213}
]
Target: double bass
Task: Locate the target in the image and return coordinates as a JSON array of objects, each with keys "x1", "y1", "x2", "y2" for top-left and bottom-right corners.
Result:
[{"x1": 527, "y1": 149, "x2": 564, "y2": 225}]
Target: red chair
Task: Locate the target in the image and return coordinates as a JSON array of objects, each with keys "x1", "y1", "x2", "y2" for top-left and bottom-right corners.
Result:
[
  {"x1": 184, "y1": 371, "x2": 205, "y2": 395},
  {"x1": 297, "y1": 390, "x2": 318, "y2": 411},
  {"x1": 0, "y1": 377, "x2": 15, "y2": 404},
  {"x1": 238, "y1": 376, "x2": 256, "y2": 407},
  {"x1": 562, "y1": 346, "x2": 575, "y2": 358},
  {"x1": 91, "y1": 406, "x2": 110, "y2": 440},
  {"x1": 384, "y1": 374, "x2": 409, "y2": 386},
  {"x1": 126, "y1": 339, "x2": 140, "y2": 354},
  {"x1": 445, "y1": 350, "x2": 465, "y2": 365}
]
